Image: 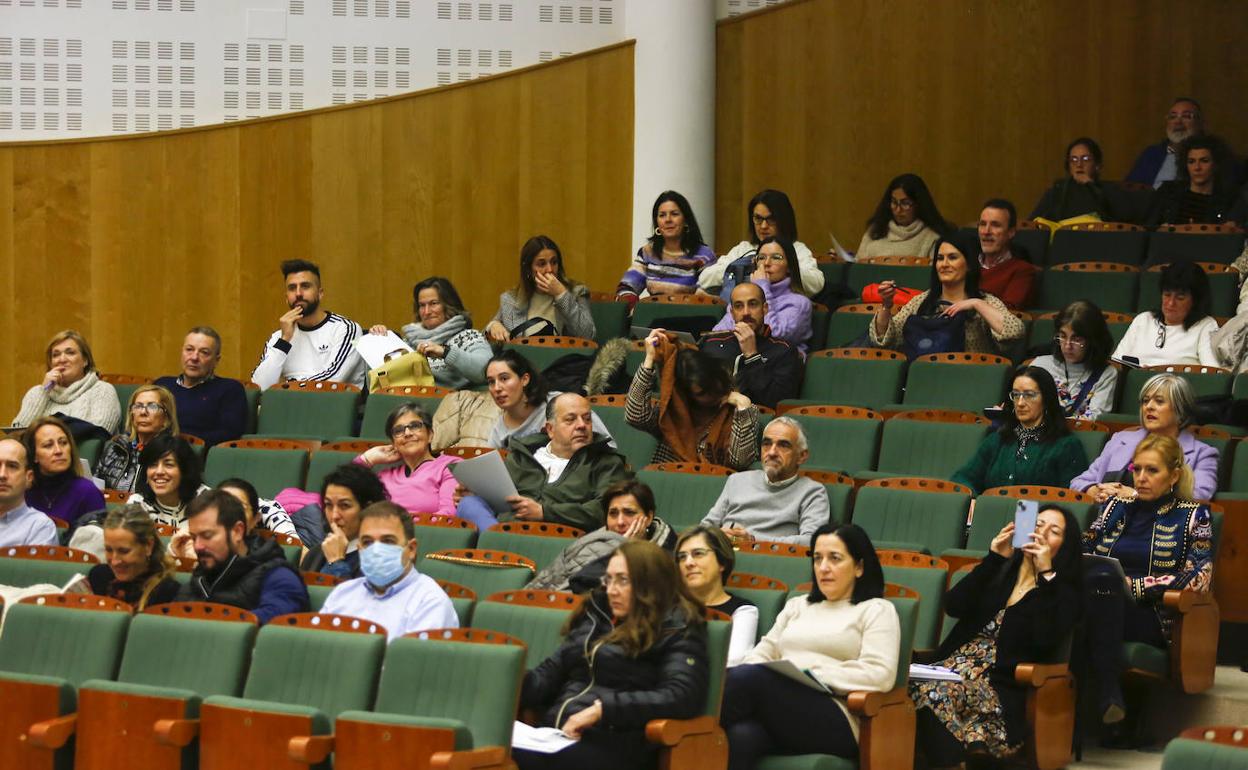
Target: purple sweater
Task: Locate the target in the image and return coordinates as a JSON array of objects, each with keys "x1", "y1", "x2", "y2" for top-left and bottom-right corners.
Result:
[
  {"x1": 713, "y1": 276, "x2": 813, "y2": 355},
  {"x1": 26, "y1": 474, "x2": 106, "y2": 526},
  {"x1": 1071, "y1": 427, "x2": 1220, "y2": 501}
]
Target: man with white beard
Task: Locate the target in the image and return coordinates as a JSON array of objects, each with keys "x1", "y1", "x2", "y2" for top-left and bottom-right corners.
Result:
[{"x1": 1126, "y1": 97, "x2": 1205, "y2": 188}]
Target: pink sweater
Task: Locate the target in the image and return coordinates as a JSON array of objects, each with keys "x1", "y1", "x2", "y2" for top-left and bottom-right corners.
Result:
[{"x1": 354, "y1": 453, "x2": 460, "y2": 518}]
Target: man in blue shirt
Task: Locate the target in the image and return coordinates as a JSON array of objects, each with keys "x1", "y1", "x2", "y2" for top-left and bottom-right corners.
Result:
[
  {"x1": 0, "y1": 438, "x2": 58, "y2": 547},
  {"x1": 154, "y1": 327, "x2": 247, "y2": 447},
  {"x1": 176, "y1": 489, "x2": 309, "y2": 623},
  {"x1": 320, "y1": 501, "x2": 457, "y2": 641}
]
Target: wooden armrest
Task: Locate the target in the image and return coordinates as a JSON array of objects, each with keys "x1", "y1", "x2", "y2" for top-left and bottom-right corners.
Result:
[
  {"x1": 153, "y1": 717, "x2": 199, "y2": 747},
  {"x1": 1015, "y1": 662, "x2": 1070, "y2": 688},
  {"x1": 430, "y1": 746, "x2": 510, "y2": 770},
  {"x1": 288, "y1": 734, "x2": 335, "y2": 764},
  {"x1": 26, "y1": 713, "x2": 77, "y2": 749},
  {"x1": 846, "y1": 687, "x2": 910, "y2": 717},
  {"x1": 1163, "y1": 589, "x2": 1212, "y2": 613},
  {"x1": 644, "y1": 714, "x2": 718, "y2": 746}
]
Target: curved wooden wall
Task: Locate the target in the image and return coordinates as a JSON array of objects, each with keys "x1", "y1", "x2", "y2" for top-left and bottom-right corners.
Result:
[
  {"x1": 716, "y1": 0, "x2": 1248, "y2": 249},
  {"x1": 0, "y1": 42, "x2": 634, "y2": 412}
]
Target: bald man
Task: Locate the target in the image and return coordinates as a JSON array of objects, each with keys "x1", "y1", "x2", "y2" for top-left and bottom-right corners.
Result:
[{"x1": 699, "y1": 282, "x2": 802, "y2": 409}]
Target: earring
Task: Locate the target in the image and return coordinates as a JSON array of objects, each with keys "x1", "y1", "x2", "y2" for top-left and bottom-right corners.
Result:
[{"x1": 654, "y1": 226, "x2": 662, "y2": 236}]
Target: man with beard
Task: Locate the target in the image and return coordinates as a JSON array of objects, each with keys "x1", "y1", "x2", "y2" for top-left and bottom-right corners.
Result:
[
  {"x1": 697, "y1": 281, "x2": 801, "y2": 409},
  {"x1": 251, "y1": 259, "x2": 368, "y2": 389},
  {"x1": 176, "y1": 488, "x2": 308, "y2": 623},
  {"x1": 1126, "y1": 97, "x2": 1205, "y2": 188},
  {"x1": 700, "y1": 417, "x2": 827, "y2": 545}
]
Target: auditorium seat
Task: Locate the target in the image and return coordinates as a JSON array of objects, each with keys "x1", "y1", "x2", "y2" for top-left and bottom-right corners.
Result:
[
  {"x1": 202, "y1": 440, "x2": 310, "y2": 498},
  {"x1": 782, "y1": 405, "x2": 882, "y2": 475},
  {"x1": 725, "y1": 572, "x2": 788, "y2": 642},
  {"x1": 436, "y1": 580, "x2": 477, "y2": 627},
  {"x1": 850, "y1": 479, "x2": 970, "y2": 555},
  {"x1": 253, "y1": 380, "x2": 362, "y2": 442},
  {"x1": 878, "y1": 551, "x2": 949, "y2": 653},
  {"x1": 890, "y1": 353, "x2": 1011, "y2": 414},
  {"x1": 635, "y1": 462, "x2": 731, "y2": 531},
  {"x1": 420, "y1": 549, "x2": 536, "y2": 596},
  {"x1": 1048, "y1": 222, "x2": 1148, "y2": 266},
  {"x1": 1146, "y1": 224, "x2": 1246, "y2": 266},
  {"x1": 824, "y1": 303, "x2": 881, "y2": 348},
  {"x1": 471, "y1": 589, "x2": 581, "y2": 667},
  {"x1": 588, "y1": 292, "x2": 630, "y2": 345},
  {"x1": 1034, "y1": 262, "x2": 1140, "y2": 314},
  {"x1": 797, "y1": 348, "x2": 906, "y2": 409},
  {"x1": 845, "y1": 255, "x2": 930, "y2": 299},
  {"x1": 859, "y1": 410, "x2": 990, "y2": 481},
  {"x1": 477, "y1": 522, "x2": 583, "y2": 572},
  {"x1": 504, "y1": 336, "x2": 598, "y2": 372},
  {"x1": 357, "y1": 385, "x2": 452, "y2": 441},
  {"x1": 410, "y1": 513, "x2": 478, "y2": 564}
]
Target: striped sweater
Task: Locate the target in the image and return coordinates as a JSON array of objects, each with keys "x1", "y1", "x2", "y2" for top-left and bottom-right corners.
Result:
[{"x1": 251, "y1": 311, "x2": 367, "y2": 389}]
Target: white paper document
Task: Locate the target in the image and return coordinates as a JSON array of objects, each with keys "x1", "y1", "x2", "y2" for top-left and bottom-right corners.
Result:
[
  {"x1": 352, "y1": 332, "x2": 414, "y2": 369},
  {"x1": 449, "y1": 451, "x2": 519, "y2": 514},
  {"x1": 909, "y1": 664, "x2": 963, "y2": 682},
  {"x1": 759, "y1": 659, "x2": 835, "y2": 694},
  {"x1": 511, "y1": 722, "x2": 576, "y2": 754}
]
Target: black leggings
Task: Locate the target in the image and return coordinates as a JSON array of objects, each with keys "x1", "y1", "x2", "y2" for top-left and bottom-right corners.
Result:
[{"x1": 720, "y1": 663, "x2": 858, "y2": 770}]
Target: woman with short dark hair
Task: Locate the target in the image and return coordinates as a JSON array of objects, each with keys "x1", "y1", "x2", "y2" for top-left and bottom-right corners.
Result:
[
  {"x1": 1147, "y1": 134, "x2": 1238, "y2": 227},
  {"x1": 1112, "y1": 261, "x2": 1219, "y2": 367},
  {"x1": 485, "y1": 236, "x2": 595, "y2": 342},
  {"x1": 514, "y1": 540, "x2": 708, "y2": 770},
  {"x1": 368, "y1": 276, "x2": 492, "y2": 389},
  {"x1": 125, "y1": 434, "x2": 208, "y2": 527},
  {"x1": 699, "y1": 189, "x2": 825, "y2": 300},
  {"x1": 1030, "y1": 300, "x2": 1118, "y2": 420},
  {"x1": 951, "y1": 366, "x2": 1088, "y2": 494},
  {"x1": 719, "y1": 524, "x2": 899, "y2": 768},
  {"x1": 856, "y1": 173, "x2": 952, "y2": 261},
  {"x1": 676, "y1": 525, "x2": 758, "y2": 666}
]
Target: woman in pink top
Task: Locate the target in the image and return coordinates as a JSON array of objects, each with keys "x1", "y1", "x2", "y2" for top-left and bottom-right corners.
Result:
[{"x1": 355, "y1": 403, "x2": 460, "y2": 518}]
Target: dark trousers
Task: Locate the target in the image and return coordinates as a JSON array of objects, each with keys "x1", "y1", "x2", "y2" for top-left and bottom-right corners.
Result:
[
  {"x1": 1082, "y1": 563, "x2": 1165, "y2": 706},
  {"x1": 720, "y1": 663, "x2": 858, "y2": 770},
  {"x1": 513, "y1": 732, "x2": 655, "y2": 770}
]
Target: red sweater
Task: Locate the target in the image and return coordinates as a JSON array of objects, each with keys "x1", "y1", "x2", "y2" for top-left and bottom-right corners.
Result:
[{"x1": 978, "y1": 257, "x2": 1038, "y2": 310}]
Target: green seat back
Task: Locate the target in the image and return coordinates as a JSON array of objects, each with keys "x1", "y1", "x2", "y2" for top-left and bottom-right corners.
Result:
[
  {"x1": 635, "y1": 469, "x2": 728, "y2": 531},
  {"x1": 413, "y1": 526, "x2": 478, "y2": 565},
  {"x1": 1119, "y1": 366, "x2": 1231, "y2": 414},
  {"x1": 852, "y1": 487, "x2": 969, "y2": 555},
  {"x1": 874, "y1": 420, "x2": 988, "y2": 479},
  {"x1": 256, "y1": 389, "x2": 361, "y2": 442},
  {"x1": 733, "y1": 553, "x2": 810, "y2": 592},
  {"x1": 1072, "y1": 429, "x2": 1110, "y2": 463},
  {"x1": 244, "y1": 387, "x2": 261, "y2": 434},
  {"x1": 788, "y1": 413, "x2": 881, "y2": 474},
  {"x1": 808, "y1": 307, "x2": 830, "y2": 352},
  {"x1": 471, "y1": 602, "x2": 572, "y2": 668},
  {"x1": 1049, "y1": 229, "x2": 1148, "y2": 266},
  {"x1": 903, "y1": 360, "x2": 1009, "y2": 413},
  {"x1": 203, "y1": 446, "x2": 308, "y2": 498},
  {"x1": 241, "y1": 623, "x2": 385, "y2": 719},
  {"x1": 701, "y1": 619, "x2": 732, "y2": 717},
  {"x1": 0, "y1": 554, "x2": 94, "y2": 587},
  {"x1": 1234, "y1": 374, "x2": 1248, "y2": 401},
  {"x1": 888, "y1": 595, "x2": 919, "y2": 689},
  {"x1": 1036, "y1": 266, "x2": 1139, "y2": 314},
  {"x1": 881, "y1": 565, "x2": 946, "y2": 652},
  {"x1": 845, "y1": 262, "x2": 929, "y2": 296},
  {"x1": 799, "y1": 354, "x2": 906, "y2": 409},
  {"x1": 1147, "y1": 231, "x2": 1246, "y2": 266},
  {"x1": 79, "y1": 437, "x2": 105, "y2": 473},
  {"x1": 476, "y1": 531, "x2": 575, "y2": 572},
  {"x1": 369, "y1": 635, "x2": 526, "y2": 748},
  {"x1": 116, "y1": 614, "x2": 256, "y2": 696},
  {"x1": 304, "y1": 450, "x2": 358, "y2": 493},
  {"x1": 728, "y1": 586, "x2": 787, "y2": 642},
  {"x1": 1160, "y1": 736, "x2": 1248, "y2": 770},
  {"x1": 589, "y1": 299, "x2": 629, "y2": 346},
  {"x1": 1230, "y1": 442, "x2": 1248, "y2": 493},
  {"x1": 825, "y1": 307, "x2": 874, "y2": 349},
  {"x1": 815, "y1": 479, "x2": 853, "y2": 527},
  {"x1": 504, "y1": 342, "x2": 596, "y2": 374},
  {"x1": 360, "y1": 392, "x2": 445, "y2": 441},
  {"x1": 307, "y1": 584, "x2": 335, "y2": 612},
  {"x1": 591, "y1": 404, "x2": 659, "y2": 471},
  {"x1": 0, "y1": 603, "x2": 130, "y2": 687},
  {"x1": 420, "y1": 556, "x2": 535, "y2": 597}
]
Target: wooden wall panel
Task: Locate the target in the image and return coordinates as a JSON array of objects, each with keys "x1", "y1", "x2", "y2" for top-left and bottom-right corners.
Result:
[
  {"x1": 716, "y1": 0, "x2": 1248, "y2": 251},
  {"x1": 0, "y1": 42, "x2": 633, "y2": 413}
]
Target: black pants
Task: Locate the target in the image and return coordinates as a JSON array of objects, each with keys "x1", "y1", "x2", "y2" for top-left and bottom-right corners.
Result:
[
  {"x1": 513, "y1": 732, "x2": 656, "y2": 770},
  {"x1": 720, "y1": 663, "x2": 857, "y2": 770},
  {"x1": 1082, "y1": 563, "x2": 1165, "y2": 705}
]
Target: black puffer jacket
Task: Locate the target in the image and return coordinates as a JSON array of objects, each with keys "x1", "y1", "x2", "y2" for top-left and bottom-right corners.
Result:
[{"x1": 521, "y1": 591, "x2": 709, "y2": 733}]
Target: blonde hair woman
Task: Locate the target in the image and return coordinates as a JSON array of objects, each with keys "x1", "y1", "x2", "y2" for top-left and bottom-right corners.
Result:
[
  {"x1": 12, "y1": 330, "x2": 120, "y2": 434},
  {"x1": 86, "y1": 505, "x2": 181, "y2": 610},
  {"x1": 96, "y1": 385, "x2": 180, "y2": 493}
]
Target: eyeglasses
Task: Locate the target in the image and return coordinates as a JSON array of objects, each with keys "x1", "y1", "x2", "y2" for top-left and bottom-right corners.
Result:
[
  {"x1": 391, "y1": 422, "x2": 426, "y2": 437},
  {"x1": 756, "y1": 253, "x2": 786, "y2": 263},
  {"x1": 889, "y1": 198, "x2": 915, "y2": 210},
  {"x1": 751, "y1": 214, "x2": 776, "y2": 226},
  {"x1": 1009, "y1": 390, "x2": 1041, "y2": 402},
  {"x1": 676, "y1": 548, "x2": 712, "y2": 563},
  {"x1": 1155, "y1": 321, "x2": 1167, "y2": 349},
  {"x1": 600, "y1": 575, "x2": 631, "y2": 589},
  {"x1": 1167, "y1": 111, "x2": 1197, "y2": 120},
  {"x1": 1068, "y1": 155, "x2": 1094, "y2": 164},
  {"x1": 130, "y1": 403, "x2": 166, "y2": 414},
  {"x1": 1053, "y1": 335, "x2": 1086, "y2": 349}
]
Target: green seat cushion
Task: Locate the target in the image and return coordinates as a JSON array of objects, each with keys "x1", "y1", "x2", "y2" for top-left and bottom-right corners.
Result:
[
  {"x1": 1123, "y1": 641, "x2": 1168, "y2": 677},
  {"x1": 0, "y1": 671, "x2": 76, "y2": 713},
  {"x1": 758, "y1": 754, "x2": 856, "y2": 770},
  {"x1": 201, "y1": 695, "x2": 332, "y2": 734},
  {"x1": 80, "y1": 679, "x2": 201, "y2": 715},
  {"x1": 336, "y1": 710, "x2": 474, "y2": 750}
]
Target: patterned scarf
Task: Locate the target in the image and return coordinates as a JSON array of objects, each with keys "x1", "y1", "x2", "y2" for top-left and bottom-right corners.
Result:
[{"x1": 1014, "y1": 423, "x2": 1044, "y2": 460}]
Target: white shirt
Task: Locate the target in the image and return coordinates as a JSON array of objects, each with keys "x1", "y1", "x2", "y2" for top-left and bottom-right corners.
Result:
[
  {"x1": 251, "y1": 312, "x2": 367, "y2": 389},
  {"x1": 320, "y1": 569, "x2": 458, "y2": 641},
  {"x1": 1113, "y1": 312, "x2": 1220, "y2": 368},
  {"x1": 533, "y1": 444, "x2": 571, "y2": 482}
]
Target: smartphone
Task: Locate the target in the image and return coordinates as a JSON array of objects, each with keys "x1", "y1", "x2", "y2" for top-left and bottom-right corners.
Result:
[
  {"x1": 982, "y1": 406, "x2": 1005, "y2": 420},
  {"x1": 1012, "y1": 500, "x2": 1039, "y2": 549}
]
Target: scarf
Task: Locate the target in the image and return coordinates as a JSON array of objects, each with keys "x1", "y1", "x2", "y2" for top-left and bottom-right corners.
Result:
[
  {"x1": 1014, "y1": 423, "x2": 1044, "y2": 461},
  {"x1": 653, "y1": 335, "x2": 734, "y2": 465},
  {"x1": 47, "y1": 371, "x2": 102, "y2": 405},
  {"x1": 884, "y1": 218, "x2": 929, "y2": 243},
  {"x1": 401, "y1": 313, "x2": 471, "y2": 348}
]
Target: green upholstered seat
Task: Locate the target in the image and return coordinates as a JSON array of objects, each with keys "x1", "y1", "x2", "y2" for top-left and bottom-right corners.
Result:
[
  {"x1": 635, "y1": 468, "x2": 729, "y2": 531},
  {"x1": 202, "y1": 445, "x2": 308, "y2": 498},
  {"x1": 255, "y1": 387, "x2": 361, "y2": 442},
  {"x1": 420, "y1": 552, "x2": 535, "y2": 597},
  {"x1": 852, "y1": 485, "x2": 969, "y2": 555},
  {"x1": 470, "y1": 600, "x2": 574, "y2": 668}
]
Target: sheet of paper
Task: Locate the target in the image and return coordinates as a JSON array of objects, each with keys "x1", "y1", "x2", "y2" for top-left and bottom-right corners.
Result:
[
  {"x1": 511, "y1": 721, "x2": 576, "y2": 754},
  {"x1": 352, "y1": 331, "x2": 414, "y2": 369},
  {"x1": 828, "y1": 230, "x2": 855, "y2": 263},
  {"x1": 909, "y1": 663, "x2": 963, "y2": 682},
  {"x1": 449, "y1": 451, "x2": 519, "y2": 514},
  {"x1": 759, "y1": 659, "x2": 835, "y2": 694}
]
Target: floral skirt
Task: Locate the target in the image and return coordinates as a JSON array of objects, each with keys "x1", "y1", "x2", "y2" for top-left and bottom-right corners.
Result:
[{"x1": 909, "y1": 609, "x2": 1017, "y2": 758}]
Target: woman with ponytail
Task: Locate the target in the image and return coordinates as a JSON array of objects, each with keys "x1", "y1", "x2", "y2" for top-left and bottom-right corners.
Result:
[
  {"x1": 1081, "y1": 433, "x2": 1213, "y2": 741},
  {"x1": 87, "y1": 504, "x2": 181, "y2": 610}
]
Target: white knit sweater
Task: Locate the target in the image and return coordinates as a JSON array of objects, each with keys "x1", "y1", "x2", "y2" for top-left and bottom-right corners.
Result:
[{"x1": 12, "y1": 371, "x2": 120, "y2": 433}]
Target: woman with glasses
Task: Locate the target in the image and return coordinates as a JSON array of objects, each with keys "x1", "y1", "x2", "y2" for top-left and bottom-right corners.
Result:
[
  {"x1": 1030, "y1": 137, "x2": 1127, "y2": 223},
  {"x1": 710, "y1": 237, "x2": 814, "y2": 354},
  {"x1": 1031, "y1": 301, "x2": 1118, "y2": 420},
  {"x1": 96, "y1": 385, "x2": 179, "y2": 492},
  {"x1": 676, "y1": 525, "x2": 758, "y2": 666},
  {"x1": 355, "y1": 403, "x2": 460, "y2": 519},
  {"x1": 514, "y1": 540, "x2": 708, "y2": 770},
  {"x1": 856, "y1": 173, "x2": 952, "y2": 261},
  {"x1": 698, "y1": 189, "x2": 824, "y2": 301},
  {"x1": 952, "y1": 367, "x2": 1087, "y2": 494},
  {"x1": 1073, "y1": 373, "x2": 1220, "y2": 502},
  {"x1": 1113, "y1": 261, "x2": 1219, "y2": 367}
]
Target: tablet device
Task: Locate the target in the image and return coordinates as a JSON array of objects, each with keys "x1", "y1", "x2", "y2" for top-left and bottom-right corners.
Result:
[
  {"x1": 1083, "y1": 553, "x2": 1127, "y2": 584},
  {"x1": 630, "y1": 326, "x2": 697, "y2": 345}
]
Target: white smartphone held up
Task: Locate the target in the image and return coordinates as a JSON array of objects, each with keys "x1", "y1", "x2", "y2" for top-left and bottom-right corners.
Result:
[{"x1": 1012, "y1": 500, "x2": 1039, "y2": 549}]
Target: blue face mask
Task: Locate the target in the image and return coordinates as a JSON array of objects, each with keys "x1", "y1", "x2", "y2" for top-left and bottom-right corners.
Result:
[{"x1": 360, "y1": 542, "x2": 408, "y2": 588}]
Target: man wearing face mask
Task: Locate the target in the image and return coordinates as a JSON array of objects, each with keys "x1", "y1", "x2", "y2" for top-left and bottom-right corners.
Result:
[
  {"x1": 176, "y1": 489, "x2": 309, "y2": 624},
  {"x1": 319, "y1": 501, "x2": 457, "y2": 641}
]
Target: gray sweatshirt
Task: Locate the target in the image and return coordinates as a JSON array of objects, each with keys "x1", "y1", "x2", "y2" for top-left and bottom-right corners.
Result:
[{"x1": 701, "y1": 471, "x2": 829, "y2": 545}]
